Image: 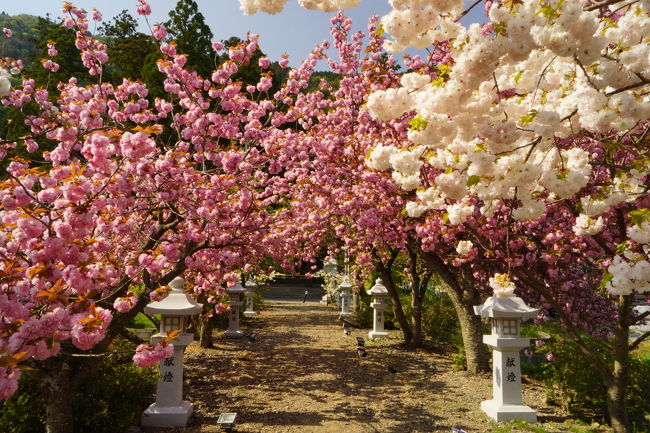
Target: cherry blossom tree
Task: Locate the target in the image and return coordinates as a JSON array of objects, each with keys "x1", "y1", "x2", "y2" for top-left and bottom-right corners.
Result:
[
  {"x1": 244, "y1": 1, "x2": 649, "y2": 431},
  {"x1": 0, "y1": 2, "x2": 313, "y2": 431}
]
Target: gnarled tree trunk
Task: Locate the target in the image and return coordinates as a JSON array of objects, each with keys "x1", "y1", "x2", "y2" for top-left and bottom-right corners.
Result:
[
  {"x1": 41, "y1": 359, "x2": 74, "y2": 433},
  {"x1": 417, "y1": 247, "x2": 489, "y2": 374},
  {"x1": 607, "y1": 295, "x2": 632, "y2": 433},
  {"x1": 376, "y1": 251, "x2": 413, "y2": 346},
  {"x1": 407, "y1": 247, "x2": 431, "y2": 348},
  {"x1": 200, "y1": 316, "x2": 215, "y2": 348},
  {"x1": 444, "y1": 283, "x2": 489, "y2": 374}
]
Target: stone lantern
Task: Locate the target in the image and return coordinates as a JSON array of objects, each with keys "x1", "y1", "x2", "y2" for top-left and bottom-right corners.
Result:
[
  {"x1": 339, "y1": 275, "x2": 353, "y2": 319},
  {"x1": 323, "y1": 258, "x2": 340, "y2": 306},
  {"x1": 474, "y1": 293, "x2": 539, "y2": 423},
  {"x1": 142, "y1": 277, "x2": 203, "y2": 428},
  {"x1": 224, "y1": 280, "x2": 246, "y2": 338},
  {"x1": 243, "y1": 278, "x2": 258, "y2": 317},
  {"x1": 367, "y1": 278, "x2": 389, "y2": 340},
  {"x1": 323, "y1": 257, "x2": 338, "y2": 275}
]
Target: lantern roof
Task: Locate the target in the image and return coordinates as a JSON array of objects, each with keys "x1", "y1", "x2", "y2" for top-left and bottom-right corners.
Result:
[
  {"x1": 245, "y1": 278, "x2": 257, "y2": 288},
  {"x1": 226, "y1": 281, "x2": 247, "y2": 294},
  {"x1": 367, "y1": 278, "x2": 388, "y2": 296},
  {"x1": 474, "y1": 296, "x2": 539, "y2": 319},
  {"x1": 144, "y1": 277, "x2": 203, "y2": 316},
  {"x1": 339, "y1": 275, "x2": 352, "y2": 290}
]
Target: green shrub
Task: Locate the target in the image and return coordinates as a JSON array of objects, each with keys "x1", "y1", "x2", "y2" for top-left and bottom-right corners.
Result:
[
  {"x1": 0, "y1": 373, "x2": 46, "y2": 433},
  {"x1": 73, "y1": 340, "x2": 158, "y2": 433},
  {"x1": 528, "y1": 329, "x2": 650, "y2": 429},
  {"x1": 421, "y1": 291, "x2": 463, "y2": 348},
  {"x1": 353, "y1": 292, "x2": 373, "y2": 327},
  {"x1": 0, "y1": 339, "x2": 158, "y2": 433},
  {"x1": 451, "y1": 347, "x2": 467, "y2": 371}
]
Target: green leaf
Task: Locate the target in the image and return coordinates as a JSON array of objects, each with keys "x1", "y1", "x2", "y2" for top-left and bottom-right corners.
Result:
[
  {"x1": 513, "y1": 70, "x2": 524, "y2": 84},
  {"x1": 537, "y1": 3, "x2": 560, "y2": 19},
  {"x1": 615, "y1": 241, "x2": 629, "y2": 254},
  {"x1": 493, "y1": 21, "x2": 508, "y2": 36},
  {"x1": 598, "y1": 273, "x2": 613, "y2": 290},
  {"x1": 430, "y1": 76, "x2": 446, "y2": 87},
  {"x1": 629, "y1": 208, "x2": 650, "y2": 226},
  {"x1": 467, "y1": 175, "x2": 481, "y2": 187},
  {"x1": 520, "y1": 109, "x2": 538, "y2": 126},
  {"x1": 408, "y1": 115, "x2": 429, "y2": 132}
]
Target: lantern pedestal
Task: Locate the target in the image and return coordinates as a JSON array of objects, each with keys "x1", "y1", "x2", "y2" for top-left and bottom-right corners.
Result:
[
  {"x1": 224, "y1": 282, "x2": 246, "y2": 338},
  {"x1": 142, "y1": 400, "x2": 194, "y2": 427},
  {"x1": 481, "y1": 337, "x2": 537, "y2": 422},
  {"x1": 141, "y1": 277, "x2": 202, "y2": 428},
  {"x1": 474, "y1": 295, "x2": 539, "y2": 423},
  {"x1": 367, "y1": 278, "x2": 389, "y2": 340},
  {"x1": 142, "y1": 341, "x2": 193, "y2": 427}
]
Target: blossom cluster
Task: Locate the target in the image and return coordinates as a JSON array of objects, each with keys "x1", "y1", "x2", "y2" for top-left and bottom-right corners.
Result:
[
  {"x1": 0, "y1": 2, "x2": 325, "y2": 400},
  {"x1": 239, "y1": 0, "x2": 360, "y2": 15}
]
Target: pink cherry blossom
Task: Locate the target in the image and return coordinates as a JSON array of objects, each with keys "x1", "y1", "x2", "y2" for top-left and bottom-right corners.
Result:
[
  {"x1": 152, "y1": 23, "x2": 167, "y2": 41},
  {"x1": 133, "y1": 343, "x2": 174, "y2": 367}
]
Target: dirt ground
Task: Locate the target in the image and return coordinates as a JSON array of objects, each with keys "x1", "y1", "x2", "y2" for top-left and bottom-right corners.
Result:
[{"x1": 142, "y1": 300, "x2": 611, "y2": 433}]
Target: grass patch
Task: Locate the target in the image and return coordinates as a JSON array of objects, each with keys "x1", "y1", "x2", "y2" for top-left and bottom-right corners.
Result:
[
  {"x1": 127, "y1": 313, "x2": 156, "y2": 329},
  {"x1": 632, "y1": 340, "x2": 650, "y2": 358},
  {"x1": 489, "y1": 420, "x2": 609, "y2": 433}
]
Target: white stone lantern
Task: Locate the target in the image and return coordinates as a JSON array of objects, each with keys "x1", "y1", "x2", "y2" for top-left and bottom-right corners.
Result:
[
  {"x1": 367, "y1": 278, "x2": 389, "y2": 340},
  {"x1": 142, "y1": 277, "x2": 203, "y2": 428},
  {"x1": 243, "y1": 278, "x2": 258, "y2": 317},
  {"x1": 323, "y1": 257, "x2": 338, "y2": 275},
  {"x1": 323, "y1": 258, "x2": 340, "y2": 306},
  {"x1": 224, "y1": 280, "x2": 246, "y2": 338},
  {"x1": 474, "y1": 293, "x2": 539, "y2": 423},
  {"x1": 339, "y1": 275, "x2": 353, "y2": 319}
]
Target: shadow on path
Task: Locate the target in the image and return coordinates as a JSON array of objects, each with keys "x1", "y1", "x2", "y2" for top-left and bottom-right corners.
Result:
[{"x1": 174, "y1": 300, "x2": 455, "y2": 433}]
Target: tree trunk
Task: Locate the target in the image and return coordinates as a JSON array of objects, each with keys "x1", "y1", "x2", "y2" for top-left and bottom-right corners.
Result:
[
  {"x1": 200, "y1": 316, "x2": 214, "y2": 348},
  {"x1": 446, "y1": 286, "x2": 490, "y2": 374},
  {"x1": 607, "y1": 295, "x2": 632, "y2": 433},
  {"x1": 44, "y1": 361, "x2": 74, "y2": 433},
  {"x1": 377, "y1": 259, "x2": 413, "y2": 346},
  {"x1": 411, "y1": 287, "x2": 424, "y2": 347},
  {"x1": 514, "y1": 269, "x2": 635, "y2": 432},
  {"x1": 417, "y1": 248, "x2": 490, "y2": 374}
]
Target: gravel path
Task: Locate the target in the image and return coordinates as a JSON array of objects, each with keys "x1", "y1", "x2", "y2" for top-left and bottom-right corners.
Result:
[{"x1": 142, "y1": 299, "x2": 608, "y2": 433}]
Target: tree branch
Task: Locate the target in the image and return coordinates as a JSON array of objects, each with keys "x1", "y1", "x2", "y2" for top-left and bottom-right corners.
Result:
[
  {"x1": 606, "y1": 77, "x2": 650, "y2": 96},
  {"x1": 584, "y1": 0, "x2": 634, "y2": 11},
  {"x1": 456, "y1": 0, "x2": 484, "y2": 22},
  {"x1": 632, "y1": 310, "x2": 650, "y2": 325},
  {"x1": 629, "y1": 330, "x2": 650, "y2": 352}
]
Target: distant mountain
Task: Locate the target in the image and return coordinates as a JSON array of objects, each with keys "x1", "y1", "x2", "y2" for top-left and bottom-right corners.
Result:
[{"x1": 0, "y1": 13, "x2": 41, "y2": 65}]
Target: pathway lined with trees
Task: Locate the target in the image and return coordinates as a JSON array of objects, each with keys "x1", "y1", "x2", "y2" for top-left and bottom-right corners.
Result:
[
  {"x1": 0, "y1": 1, "x2": 648, "y2": 432},
  {"x1": 172, "y1": 299, "x2": 574, "y2": 433}
]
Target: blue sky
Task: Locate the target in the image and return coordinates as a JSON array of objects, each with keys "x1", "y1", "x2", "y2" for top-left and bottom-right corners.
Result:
[{"x1": 1, "y1": 0, "x2": 486, "y2": 67}]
